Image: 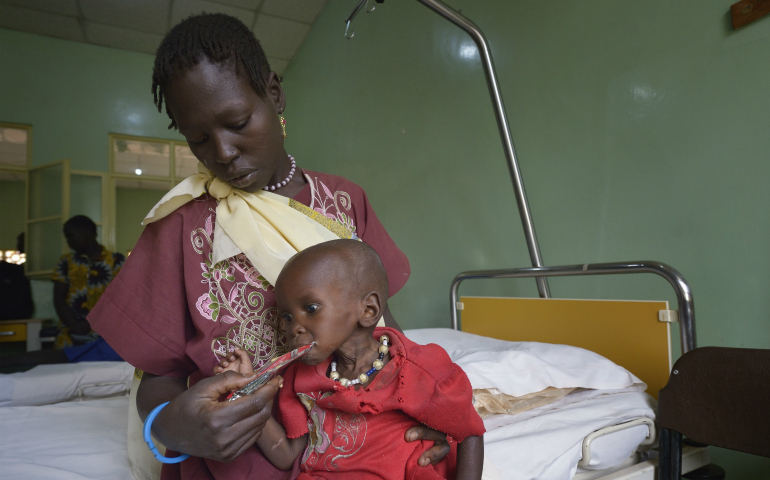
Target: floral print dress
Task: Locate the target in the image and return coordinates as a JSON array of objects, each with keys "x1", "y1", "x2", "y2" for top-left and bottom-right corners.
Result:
[
  {"x1": 51, "y1": 247, "x2": 124, "y2": 348},
  {"x1": 89, "y1": 169, "x2": 410, "y2": 480}
]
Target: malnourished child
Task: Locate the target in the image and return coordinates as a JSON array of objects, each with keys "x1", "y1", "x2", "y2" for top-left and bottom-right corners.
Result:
[{"x1": 216, "y1": 239, "x2": 485, "y2": 479}]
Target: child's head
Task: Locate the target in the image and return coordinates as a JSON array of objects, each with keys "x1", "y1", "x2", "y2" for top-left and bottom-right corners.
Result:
[
  {"x1": 275, "y1": 239, "x2": 389, "y2": 365},
  {"x1": 152, "y1": 13, "x2": 287, "y2": 193}
]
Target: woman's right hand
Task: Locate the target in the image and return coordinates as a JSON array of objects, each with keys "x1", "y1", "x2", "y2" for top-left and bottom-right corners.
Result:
[{"x1": 138, "y1": 371, "x2": 281, "y2": 463}]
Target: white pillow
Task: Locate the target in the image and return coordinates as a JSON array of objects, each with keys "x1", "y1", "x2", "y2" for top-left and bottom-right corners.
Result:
[
  {"x1": 403, "y1": 328, "x2": 643, "y2": 398},
  {"x1": 1, "y1": 361, "x2": 133, "y2": 406}
]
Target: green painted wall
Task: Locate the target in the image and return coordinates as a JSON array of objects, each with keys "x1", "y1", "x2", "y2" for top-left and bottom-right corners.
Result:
[
  {"x1": 0, "y1": 28, "x2": 183, "y2": 170},
  {"x1": 0, "y1": 29, "x2": 180, "y2": 321},
  {"x1": 0, "y1": 180, "x2": 25, "y2": 250},
  {"x1": 282, "y1": 1, "x2": 770, "y2": 476},
  {"x1": 0, "y1": 29, "x2": 181, "y2": 318},
  {"x1": 115, "y1": 187, "x2": 167, "y2": 255}
]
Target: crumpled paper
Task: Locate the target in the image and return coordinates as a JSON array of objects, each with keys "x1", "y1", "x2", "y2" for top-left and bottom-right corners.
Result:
[{"x1": 473, "y1": 386, "x2": 575, "y2": 418}]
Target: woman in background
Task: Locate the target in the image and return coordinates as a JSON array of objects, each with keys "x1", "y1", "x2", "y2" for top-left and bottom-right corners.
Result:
[{"x1": 1, "y1": 217, "x2": 123, "y2": 368}]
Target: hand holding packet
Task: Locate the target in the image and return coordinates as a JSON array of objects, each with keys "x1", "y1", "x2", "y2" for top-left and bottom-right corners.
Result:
[{"x1": 226, "y1": 343, "x2": 315, "y2": 402}]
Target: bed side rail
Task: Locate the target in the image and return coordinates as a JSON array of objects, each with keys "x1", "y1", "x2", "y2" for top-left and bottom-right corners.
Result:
[
  {"x1": 578, "y1": 417, "x2": 656, "y2": 468},
  {"x1": 450, "y1": 261, "x2": 696, "y2": 354}
]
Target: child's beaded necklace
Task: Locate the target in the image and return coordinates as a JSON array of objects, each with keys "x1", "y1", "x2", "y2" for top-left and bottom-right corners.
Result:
[{"x1": 329, "y1": 335, "x2": 389, "y2": 387}]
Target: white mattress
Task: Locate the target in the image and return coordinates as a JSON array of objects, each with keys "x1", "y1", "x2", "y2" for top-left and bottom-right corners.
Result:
[
  {"x1": 0, "y1": 334, "x2": 655, "y2": 480},
  {"x1": 0, "y1": 396, "x2": 134, "y2": 480},
  {"x1": 403, "y1": 328, "x2": 657, "y2": 480},
  {"x1": 0, "y1": 393, "x2": 650, "y2": 480},
  {"x1": 483, "y1": 387, "x2": 655, "y2": 480}
]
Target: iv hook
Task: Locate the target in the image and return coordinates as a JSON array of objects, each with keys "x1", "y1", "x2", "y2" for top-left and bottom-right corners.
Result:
[
  {"x1": 345, "y1": 19, "x2": 355, "y2": 39},
  {"x1": 344, "y1": 0, "x2": 382, "y2": 39}
]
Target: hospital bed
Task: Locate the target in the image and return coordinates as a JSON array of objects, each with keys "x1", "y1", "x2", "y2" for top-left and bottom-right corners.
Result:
[
  {"x1": 442, "y1": 260, "x2": 713, "y2": 479},
  {"x1": 0, "y1": 289, "x2": 708, "y2": 480}
]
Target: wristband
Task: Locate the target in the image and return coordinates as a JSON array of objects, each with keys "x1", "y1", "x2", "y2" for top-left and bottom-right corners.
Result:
[{"x1": 143, "y1": 401, "x2": 191, "y2": 464}]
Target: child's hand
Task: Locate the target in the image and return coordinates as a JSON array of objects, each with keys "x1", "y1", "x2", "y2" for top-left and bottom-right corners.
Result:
[{"x1": 214, "y1": 348, "x2": 255, "y2": 375}]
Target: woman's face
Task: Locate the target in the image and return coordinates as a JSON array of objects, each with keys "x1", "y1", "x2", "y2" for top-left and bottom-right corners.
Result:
[{"x1": 164, "y1": 58, "x2": 287, "y2": 193}]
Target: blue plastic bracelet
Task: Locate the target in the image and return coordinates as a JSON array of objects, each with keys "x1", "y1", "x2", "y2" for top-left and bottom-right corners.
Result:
[{"x1": 143, "y1": 401, "x2": 191, "y2": 464}]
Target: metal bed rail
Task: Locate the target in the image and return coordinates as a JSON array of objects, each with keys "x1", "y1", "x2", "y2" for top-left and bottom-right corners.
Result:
[{"x1": 450, "y1": 261, "x2": 696, "y2": 354}]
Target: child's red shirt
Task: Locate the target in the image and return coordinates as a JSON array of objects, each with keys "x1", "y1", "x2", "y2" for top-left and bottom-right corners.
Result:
[{"x1": 277, "y1": 327, "x2": 486, "y2": 479}]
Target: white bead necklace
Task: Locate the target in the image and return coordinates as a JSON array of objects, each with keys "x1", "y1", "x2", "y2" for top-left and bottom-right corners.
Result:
[
  {"x1": 329, "y1": 335, "x2": 389, "y2": 387},
  {"x1": 263, "y1": 155, "x2": 296, "y2": 191}
]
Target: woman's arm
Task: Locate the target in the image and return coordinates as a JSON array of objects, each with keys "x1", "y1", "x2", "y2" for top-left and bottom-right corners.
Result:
[
  {"x1": 455, "y1": 435, "x2": 484, "y2": 480},
  {"x1": 53, "y1": 282, "x2": 90, "y2": 335},
  {"x1": 255, "y1": 416, "x2": 307, "y2": 470},
  {"x1": 137, "y1": 371, "x2": 280, "y2": 462}
]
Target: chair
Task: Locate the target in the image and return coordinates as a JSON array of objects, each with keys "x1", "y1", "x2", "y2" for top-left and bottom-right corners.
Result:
[{"x1": 658, "y1": 346, "x2": 770, "y2": 479}]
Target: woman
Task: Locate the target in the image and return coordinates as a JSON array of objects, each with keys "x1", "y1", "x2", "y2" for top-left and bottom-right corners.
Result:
[{"x1": 89, "y1": 13, "x2": 449, "y2": 479}]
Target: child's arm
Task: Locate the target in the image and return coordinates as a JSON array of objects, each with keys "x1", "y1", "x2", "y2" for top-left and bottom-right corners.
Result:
[
  {"x1": 214, "y1": 348, "x2": 254, "y2": 375},
  {"x1": 255, "y1": 415, "x2": 308, "y2": 470},
  {"x1": 455, "y1": 435, "x2": 484, "y2": 480}
]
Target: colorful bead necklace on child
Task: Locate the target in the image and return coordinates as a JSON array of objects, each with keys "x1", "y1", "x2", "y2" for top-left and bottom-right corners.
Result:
[{"x1": 329, "y1": 335, "x2": 389, "y2": 387}]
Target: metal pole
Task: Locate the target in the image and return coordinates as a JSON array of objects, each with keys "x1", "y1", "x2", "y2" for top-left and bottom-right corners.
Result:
[
  {"x1": 449, "y1": 261, "x2": 697, "y2": 354},
  {"x1": 416, "y1": 0, "x2": 551, "y2": 298}
]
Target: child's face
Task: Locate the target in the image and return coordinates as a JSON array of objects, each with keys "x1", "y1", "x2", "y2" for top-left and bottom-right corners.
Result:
[
  {"x1": 275, "y1": 260, "x2": 362, "y2": 365},
  {"x1": 164, "y1": 58, "x2": 286, "y2": 193}
]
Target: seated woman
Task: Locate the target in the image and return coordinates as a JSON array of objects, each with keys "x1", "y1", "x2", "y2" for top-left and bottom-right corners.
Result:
[{"x1": 89, "y1": 13, "x2": 451, "y2": 479}]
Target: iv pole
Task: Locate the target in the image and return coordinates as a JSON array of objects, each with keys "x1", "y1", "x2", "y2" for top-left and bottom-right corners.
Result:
[
  {"x1": 415, "y1": 0, "x2": 550, "y2": 298},
  {"x1": 344, "y1": 0, "x2": 551, "y2": 297}
]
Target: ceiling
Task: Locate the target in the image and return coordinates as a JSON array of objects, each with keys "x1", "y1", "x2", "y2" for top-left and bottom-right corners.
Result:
[{"x1": 0, "y1": 0, "x2": 329, "y2": 75}]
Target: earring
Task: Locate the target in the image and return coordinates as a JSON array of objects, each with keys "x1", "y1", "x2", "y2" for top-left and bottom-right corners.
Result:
[{"x1": 280, "y1": 115, "x2": 287, "y2": 139}]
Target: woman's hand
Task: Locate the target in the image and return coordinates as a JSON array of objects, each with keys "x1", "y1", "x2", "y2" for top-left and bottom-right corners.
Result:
[
  {"x1": 138, "y1": 371, "x2": 280, "y2": 463},
  {"x1": 404, "y1": 425, "x2": 451, "y2": 467}
]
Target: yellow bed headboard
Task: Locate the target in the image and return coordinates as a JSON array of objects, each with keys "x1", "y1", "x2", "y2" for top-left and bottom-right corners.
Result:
[{"x1": 459, "y1": 296, "x2": 673, "y2": 399}]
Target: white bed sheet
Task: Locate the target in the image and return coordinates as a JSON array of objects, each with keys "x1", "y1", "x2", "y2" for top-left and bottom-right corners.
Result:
[
  {"x1": 0, "y1": 332, "x2": 654, "y2": 480},
  {"x1": 0, "y1": 361, "x2": 133, "y2": 407},
  {"x1": 483, "y1": 387, "x2": 655, "y2": 480},
  {"x1": 0, "y1": 396, "x2": 134, "y2": 480},
  {"x1": 403, "y1": 328, "x2": 657, "y2": 480}
]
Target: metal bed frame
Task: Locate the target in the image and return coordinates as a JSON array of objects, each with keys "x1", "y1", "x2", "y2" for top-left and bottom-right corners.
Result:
[{"x1": 450, "y1": 261, "x2": 697, "y2": 354}]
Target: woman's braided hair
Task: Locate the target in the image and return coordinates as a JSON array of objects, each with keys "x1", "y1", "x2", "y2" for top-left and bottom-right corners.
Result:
[{"x1": 151, "y1": 13, "x2": 272, "y2": 129}]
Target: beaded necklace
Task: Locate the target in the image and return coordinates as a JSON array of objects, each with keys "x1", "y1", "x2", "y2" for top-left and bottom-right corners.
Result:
[
  {"x1": 263, "y1": 155, "x2": 296, "y2": 191},
  {"x1": 329, "y1": 335, "x2": 389, "y2": 387}
]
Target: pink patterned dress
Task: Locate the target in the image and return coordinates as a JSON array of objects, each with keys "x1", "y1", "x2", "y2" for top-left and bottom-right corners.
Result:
[{"x1": 89, "y1": 169, "x2": 410, "y2": 480}]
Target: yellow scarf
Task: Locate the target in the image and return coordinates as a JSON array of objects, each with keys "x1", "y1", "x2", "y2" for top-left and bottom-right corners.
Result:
[{"x1": 143, "y1": 166, "x2": 342, "y2": 286}]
